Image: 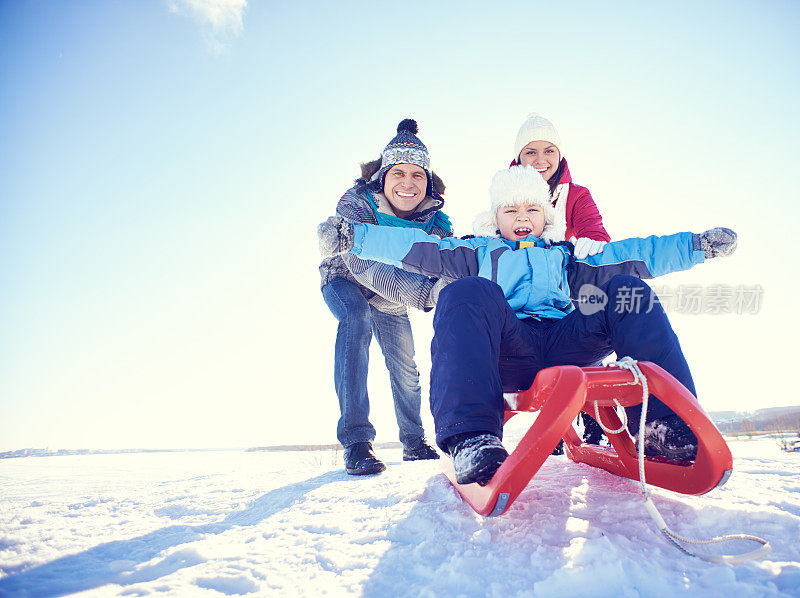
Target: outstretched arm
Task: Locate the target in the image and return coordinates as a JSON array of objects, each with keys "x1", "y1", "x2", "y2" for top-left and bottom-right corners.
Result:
[
  {"x1": 567, "y1": 228, "x2": 736, "y2": 297},
  {"x1": 319, "y1": 217, "x2": 485, "y2": 280}
]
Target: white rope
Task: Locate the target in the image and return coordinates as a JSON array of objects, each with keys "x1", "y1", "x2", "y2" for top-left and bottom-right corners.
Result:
[
  {"x1": 593, "y1": 399, "x2": 627, "y2": 434},
  {"x1": 605, "y1": 357, "x2": 771, "y2": 565}
]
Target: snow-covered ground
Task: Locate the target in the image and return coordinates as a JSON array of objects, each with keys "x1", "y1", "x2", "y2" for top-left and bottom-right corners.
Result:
[{"x1": 0, "y1": 437, "x2": 798, "y2": 597}]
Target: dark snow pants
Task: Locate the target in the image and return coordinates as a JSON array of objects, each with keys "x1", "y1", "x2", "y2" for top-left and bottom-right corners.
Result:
[{"x1": 430, "y1": 275, "x2": 696, "y2": 451}]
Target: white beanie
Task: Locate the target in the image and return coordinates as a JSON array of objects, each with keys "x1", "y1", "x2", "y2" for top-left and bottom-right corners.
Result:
[
  {"x1": 513, "y1": 113, "x2": 562, "y2": 163},
  {"x1": 471, "y1": 166, "x2": 566, "y2": 242}
]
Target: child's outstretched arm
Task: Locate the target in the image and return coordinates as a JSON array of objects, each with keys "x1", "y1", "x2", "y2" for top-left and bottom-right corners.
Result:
[
  {"x1": 318, "y1": 217, "x2": 486, "y2": 280},
  {"x1": 567, "y1": 227, "x2": 737, "y2": 294}
]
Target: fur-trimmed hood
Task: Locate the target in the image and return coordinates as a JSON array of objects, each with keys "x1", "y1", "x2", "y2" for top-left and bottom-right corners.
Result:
[{"x1": 472, "y1": 166, "x2": 567, "y2": 242}]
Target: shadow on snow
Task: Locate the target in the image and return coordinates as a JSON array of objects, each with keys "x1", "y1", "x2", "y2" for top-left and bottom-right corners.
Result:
[{"x1": 0, "y1": 470, "x2": 343, "y2": 597}]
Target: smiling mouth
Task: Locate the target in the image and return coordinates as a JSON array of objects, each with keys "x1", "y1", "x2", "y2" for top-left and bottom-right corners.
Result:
[{"x1": 396, "y1": 191, "x2": 417, "y2": 198}]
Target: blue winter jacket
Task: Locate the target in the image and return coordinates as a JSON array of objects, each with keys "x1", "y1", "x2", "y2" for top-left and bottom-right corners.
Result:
[{"x1": 349, "y1": 226, "x2": 705, "y2": 320}]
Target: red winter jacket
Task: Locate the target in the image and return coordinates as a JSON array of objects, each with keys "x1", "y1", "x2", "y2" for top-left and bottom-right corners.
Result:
[{"x1": 510, "y1": 158, "x2": 610, "y2": 242}]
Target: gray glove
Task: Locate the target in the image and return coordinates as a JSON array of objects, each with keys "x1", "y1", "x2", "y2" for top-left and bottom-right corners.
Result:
[
  {"x1": 698, "y1": 227, "x2": 737, "y2": 259},
  {"x1": 318, "y1": 216, "x2": 355, "y2": 258},
  {"x1": 428, "y1": 277, "x2": 452, "y2": 307}
]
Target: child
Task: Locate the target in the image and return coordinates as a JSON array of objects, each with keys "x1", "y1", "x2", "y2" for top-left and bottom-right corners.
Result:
[
  {"x1": 508, "y1": 113, "x2": 612, "y2": 450},
  {"x1": 318, "y1": 166, "x2": 737, "y2": 486}
]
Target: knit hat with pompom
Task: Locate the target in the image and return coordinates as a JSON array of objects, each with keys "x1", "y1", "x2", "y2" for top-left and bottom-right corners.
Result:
[{"x1": 370, "y1": 119, "x2": 433, "y2": 194}]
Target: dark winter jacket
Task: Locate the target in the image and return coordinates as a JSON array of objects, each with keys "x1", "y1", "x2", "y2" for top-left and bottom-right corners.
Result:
[
  {"x1": 319, "y1": 174, "x2": 453, "y2": 315},
  {"x1": 348, "y1": 225, "x2": 704, "y2": 321}
]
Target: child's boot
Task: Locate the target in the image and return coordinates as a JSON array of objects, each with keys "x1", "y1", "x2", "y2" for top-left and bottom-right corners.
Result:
[
  {"x1": 446, "y1": 432, "x2": 508, "y2": 486},
  {"x1": 637, "y1": 415, "x2": 698, "y2": 461}
]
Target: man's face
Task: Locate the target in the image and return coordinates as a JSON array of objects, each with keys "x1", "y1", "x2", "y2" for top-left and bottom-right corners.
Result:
[
  {"x1": 496, "y1": 203, "x2": 546, "y2": 241},
  {"x1": 383, "y1": 164, "x2": 428, "y2": 218}
]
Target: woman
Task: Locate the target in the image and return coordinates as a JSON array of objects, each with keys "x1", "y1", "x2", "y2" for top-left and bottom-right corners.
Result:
[
  {"x1": 319, "y1": 119, "x2": 449, "y2": 475},
  {"x1": 510, "y1": 113, "x2": 610, "y2": 257}
]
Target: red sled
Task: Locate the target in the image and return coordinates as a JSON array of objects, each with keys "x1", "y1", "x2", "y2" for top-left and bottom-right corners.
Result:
[{"x1": 441, "y1": 362, "x2": 733, "y2": 517}]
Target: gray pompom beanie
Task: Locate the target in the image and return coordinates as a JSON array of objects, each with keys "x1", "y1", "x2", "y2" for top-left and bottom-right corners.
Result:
[{"x1": 370, "y1": 119, "x2": 433, "y2": 193}]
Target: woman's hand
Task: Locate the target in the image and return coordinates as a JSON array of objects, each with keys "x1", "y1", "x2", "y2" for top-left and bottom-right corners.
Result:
[{"x1": 569, "y1": 236, "x2": 607, "y2": 259}]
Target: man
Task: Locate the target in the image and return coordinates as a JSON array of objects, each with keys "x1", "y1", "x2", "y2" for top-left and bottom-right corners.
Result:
[{"x1": 319, "y1": 119, "x2": 451, "y2": 475}]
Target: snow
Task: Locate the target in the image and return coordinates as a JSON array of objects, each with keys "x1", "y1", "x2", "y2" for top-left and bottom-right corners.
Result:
[{"x1": 0, "y1": 438, "x2": 798, "y2": 597}]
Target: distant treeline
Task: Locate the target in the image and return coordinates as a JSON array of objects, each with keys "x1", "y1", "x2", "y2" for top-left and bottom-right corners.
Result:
[
  {"x1": 0, "y1": 448, "x2": 231, "y2": 459},
  {"x1": 246, "y1": 442, "x2": 403, "y2": 453},
  {"x1": 714, "y1": 407, "x2": 800, "y2": 435},
  {"x1": 0, "y1": 448, "x2": 170, "y2": 459}
]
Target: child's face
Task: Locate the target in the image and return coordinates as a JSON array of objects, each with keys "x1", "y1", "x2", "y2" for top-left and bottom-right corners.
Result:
[
  {"x1": 496, "y1": 203, "x2": 546, "y2": 241},
  {"x1": 518, "y1": 140, "x2": 560, "y2": 183}
]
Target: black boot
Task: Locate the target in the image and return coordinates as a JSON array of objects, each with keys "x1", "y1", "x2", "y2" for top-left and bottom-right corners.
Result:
[
  {"x1": 446, "y1": 432, "x2": 508, "y2": 486},
  {"x1": 636, "y1": 414, "x2": 698, "y2": 461},
  {"x1": 580, "y1": 412, "x2": 605, "y2": 445},
  {"x1": 344, "y1": 441, "x2": 386, "y2": 475},
  {"x1": 403, "y1": 439, "x2": 440, "y2": 461}
]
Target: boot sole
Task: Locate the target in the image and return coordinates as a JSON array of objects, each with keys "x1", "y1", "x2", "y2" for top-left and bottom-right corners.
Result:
[
  {"x1": 345, "y1": 462, "x2": 386, "y2": 475},
  {"x1": 402, "y1": 453, "x2": 441, "y2": 461}
]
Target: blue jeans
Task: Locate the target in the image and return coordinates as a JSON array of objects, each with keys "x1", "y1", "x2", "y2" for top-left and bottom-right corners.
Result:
[
  {"x1": 322, "y1": 277, "x2": 425, "y2": 449},
  {"x1": 430, "y1": 275, "x2": 695, "y2": 449}
]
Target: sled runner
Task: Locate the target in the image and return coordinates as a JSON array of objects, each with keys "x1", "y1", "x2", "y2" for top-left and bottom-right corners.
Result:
[{"x1": 441, "y1": 362, "x2": 733, "y2": 517}]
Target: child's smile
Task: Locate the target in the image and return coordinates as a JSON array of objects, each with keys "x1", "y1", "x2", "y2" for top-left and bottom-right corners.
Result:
[
  {"x1": 496, "y1": 203, "x2": 546, "y2": 241},
  {"x1": 513, "y1": 225, "x2": 532, "y2": 238}
]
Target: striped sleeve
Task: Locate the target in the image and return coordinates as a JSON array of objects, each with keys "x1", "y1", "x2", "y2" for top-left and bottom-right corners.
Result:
[
  {"x1": 335, "y1": 187, "x2": 437, "y2": 311},
  {"x1": 335, "y1": 188, "x2": 375, "y2": 224},
  {"x1": 341, "y1": 253, "x2": 436, "y2": 311}
]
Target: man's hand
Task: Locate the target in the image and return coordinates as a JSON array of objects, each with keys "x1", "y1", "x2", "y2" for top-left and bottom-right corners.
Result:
[
  {"x1": 428, "y1": 277, "x2": 451, "y2": 307},
  {"x1": 318, "y1": 216, "x2": 355, "y2": 258},
  {"x1": 699, "y1": 227, "x2": 737, "y2": 258}
]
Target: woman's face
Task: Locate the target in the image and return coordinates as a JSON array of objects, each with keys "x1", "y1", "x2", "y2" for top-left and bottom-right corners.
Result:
[
  {"x1": 496, "y1": 203, "x2": 546, "y2": 241},
  {"x1": 518, "y1": 141, "x2": 560, "y2": 182}
]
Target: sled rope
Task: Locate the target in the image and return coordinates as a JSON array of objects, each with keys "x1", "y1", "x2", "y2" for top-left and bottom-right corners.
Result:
[
  {"x1": 592, "y1": 394, "x2": 628, "y2": 435},
  {"x1": 608, "y1": 357, "x2": 771, "y2": 565}
]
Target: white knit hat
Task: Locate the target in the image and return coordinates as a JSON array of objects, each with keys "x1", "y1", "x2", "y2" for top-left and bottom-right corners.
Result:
[
  {"x1": 513, "y1": 113, "x2": 562, "y2": 163},
  {"x1": 472, "y1": 166, "x2": 566, "y2": 242}
]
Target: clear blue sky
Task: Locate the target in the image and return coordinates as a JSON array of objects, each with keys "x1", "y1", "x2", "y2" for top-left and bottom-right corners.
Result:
[{"x1": 2, "y1": 0, "x2": 799, "y2": 450}]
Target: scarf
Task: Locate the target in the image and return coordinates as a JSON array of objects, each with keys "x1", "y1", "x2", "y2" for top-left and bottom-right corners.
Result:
[{"x1": 365, "y1": 190, "x2": 452, "y2": 233}]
